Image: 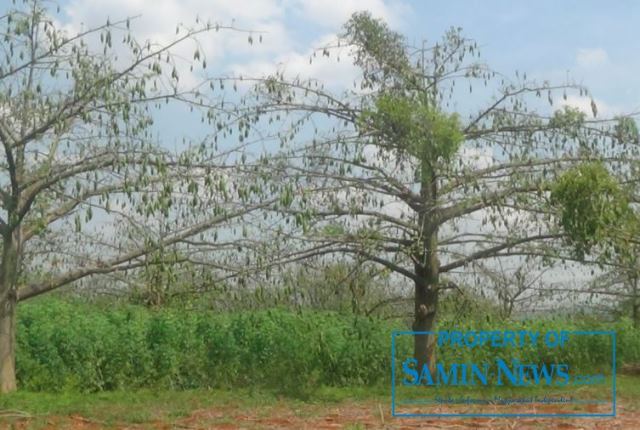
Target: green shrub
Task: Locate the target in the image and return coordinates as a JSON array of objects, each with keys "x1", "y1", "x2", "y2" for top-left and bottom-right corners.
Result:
[
  {"x1": 15, "y1": 299, "x2": 398, "y2": 393},
  {"x1": 15, "y1": 298, "x2": 640, "y2": 393}
]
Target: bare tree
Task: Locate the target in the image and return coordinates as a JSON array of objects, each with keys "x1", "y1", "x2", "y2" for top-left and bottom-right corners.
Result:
[
  {"x1": 0, "y1": 0, "x2": 266, "y2": 391},
  {"x1": 244, "y1": 12, "x2": 640, "y2": 371}
]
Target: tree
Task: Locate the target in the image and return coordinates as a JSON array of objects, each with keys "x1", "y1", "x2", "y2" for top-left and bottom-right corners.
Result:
[
  {"x1": 246, "y1": 12, "x2": 640, "y2": 370},
  {"x1": 0, "y1": 0, "x2": 264, "y2": 392}
]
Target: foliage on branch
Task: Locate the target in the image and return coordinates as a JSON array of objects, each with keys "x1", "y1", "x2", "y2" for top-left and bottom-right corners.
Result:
[
  {"x1": 358, "y1": 93, "x2": 463, "y2": 164},
  {"x1": 551, "y1": 162, "x2": 637, "y2": 261},
  {"x1": 342, "y1": 12, "x2": 412, "y2": 88},
  {"x1": 549, "y1": 106, "x2": 586, "y2": 137}
]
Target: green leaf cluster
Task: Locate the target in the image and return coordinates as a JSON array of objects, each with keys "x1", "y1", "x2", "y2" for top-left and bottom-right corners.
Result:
[
  {"x1": 359, "y1": 93, "x2": 463, "y2": 163},
  {"x1": 549, "y1": 106, "x2": 586, "y2": 135},
  {"x1": 551, "y1": 162, "x2": 637, "y2": 260}
]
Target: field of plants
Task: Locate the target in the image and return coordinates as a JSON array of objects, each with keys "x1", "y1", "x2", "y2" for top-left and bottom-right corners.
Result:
[
  {"x1": 0, "y1": 297, "x2": 636, "y2": 428},
  {"x1": 13, "y1": 299, "x2": 640, "y2": 395}
]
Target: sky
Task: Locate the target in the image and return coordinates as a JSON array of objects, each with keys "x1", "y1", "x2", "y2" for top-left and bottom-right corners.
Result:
[
  {"x1": 405, "y1": 0, "x2": 640, "y2": 115},
  {"x1": 25, "y1": 0, "x2": 634, "y2": 155},
  {"x1": 52, "y1": 0, "x2": 640, "y2": 119}
]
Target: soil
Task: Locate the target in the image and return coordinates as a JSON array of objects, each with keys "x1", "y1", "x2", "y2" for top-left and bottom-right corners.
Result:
[{"x1": 4, "y1": 401, "x2": 639, "y2": 429}]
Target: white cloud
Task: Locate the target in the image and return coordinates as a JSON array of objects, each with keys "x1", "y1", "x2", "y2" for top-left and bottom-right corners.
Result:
[
  {"x1": 576, "y1": 48, "x2": 609, "y2": 68},
  {"x1": 560, "y1": 94, "x2": 621, "y2": 118},
  {"x1": 62, "y1": 0, "x2": 291, "y2": 59},
  {"x1": 60, "y1": 0, "x2": 409, "y2": 91},
  {"x1": 60, "y1": 0, "x2": 407, "y2": 63},
  {"x1": 64, "y1": 0, "x2": 286, "y2": 34},
  {"x1": 60, "y1": 0, "x2": 292, "y2": 89},
  {"x1": 231, "y1": 32, "x2": 362, "y2": 91}
]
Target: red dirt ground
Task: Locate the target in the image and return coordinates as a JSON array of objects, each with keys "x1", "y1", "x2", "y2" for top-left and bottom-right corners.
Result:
[{"x1": 5, "y1": 401, "x2": 639, "y2": 430}]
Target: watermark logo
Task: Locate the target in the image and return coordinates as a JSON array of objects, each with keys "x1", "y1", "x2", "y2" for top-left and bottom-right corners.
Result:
[{"x1": 391, "y1": 330, "x2": 616, "y2": 418}]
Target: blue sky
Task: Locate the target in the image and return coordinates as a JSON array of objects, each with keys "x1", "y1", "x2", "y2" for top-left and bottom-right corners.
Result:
[
  {"x1": 404, "y1": 1, "x2": 640, "y2": 112},
  {"x1": 52, "y1": 0, "x2": 640, "y2": 142}
]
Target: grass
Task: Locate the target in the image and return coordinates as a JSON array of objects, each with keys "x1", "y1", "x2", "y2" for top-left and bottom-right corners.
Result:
[
  {"x1": 619, "y1": 375, "x2": 640, "y2": 409},
  {"x1": 0, "y1": 388, "x2": 281, "y2": 425},
  {"x1": 0, "y1": 376, "x2": 637, "y2": 428},
  {"x1": 0, "y1": 386, "x2": 384, "y2": 427}
]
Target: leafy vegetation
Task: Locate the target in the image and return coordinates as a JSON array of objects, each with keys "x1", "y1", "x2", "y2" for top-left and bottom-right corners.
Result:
[
  {"x1": 359, "y1": 93, "x2": 464, "y2": 162},
  {"x1": 14, "y1": 298, "x2": 640, "y2": 395},
  {"x1": 16, "y1": 299, "x2": 395, "y2": 394},
  {"x1": 551, "y1": 162, "x2": 637, "y2": 260}
]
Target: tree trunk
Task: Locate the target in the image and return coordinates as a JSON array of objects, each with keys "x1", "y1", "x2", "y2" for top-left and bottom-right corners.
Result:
[
  {"x1": 0, "y1": 292, "x2": 16, "y2": 393},
  {"x1": 0, "y1": 232, "x2": 21, "y2": 393},
  {"x1": 413, "y1": 162, "x2": 440, "y2": 374},
  {"x1": 632, "y1": 277, "x2": 639, "y2": 329},
  {"x1": 412, "y1": 236, "x2": 439, "y2": 373},
  {"x1": 412, "y1": 275, "x2": 438, "y2": 372}
]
